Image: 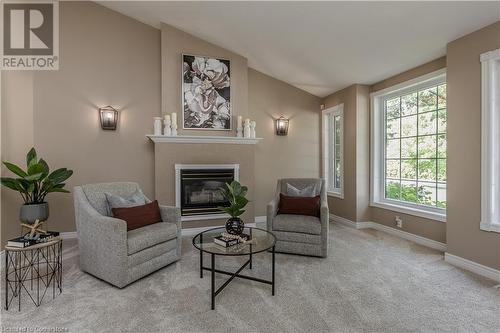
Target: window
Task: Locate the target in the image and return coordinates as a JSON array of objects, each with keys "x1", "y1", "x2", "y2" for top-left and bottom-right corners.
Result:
[
  {"x1": 480, "y1": 48, "x2": 500, "y2": 233},
  {"x1": 323, "y1": 104, "x2": 343, "y2": 198},
  {"x1": 371, "y1": 70, "x2": 446, "y2": 221}
]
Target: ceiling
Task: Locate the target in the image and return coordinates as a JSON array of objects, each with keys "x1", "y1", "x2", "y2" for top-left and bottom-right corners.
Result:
[{"x1": 98, "y1": 1, "x2": 500, "y2": 97}]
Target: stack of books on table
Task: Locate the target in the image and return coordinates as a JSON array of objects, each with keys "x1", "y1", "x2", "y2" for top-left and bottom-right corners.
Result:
[
  {"x1": 213, "y1": 233, "x2": 251, "y2": 248},
  {"x1": 7, "y1": 231, "x2": 60, "y2": 248}
]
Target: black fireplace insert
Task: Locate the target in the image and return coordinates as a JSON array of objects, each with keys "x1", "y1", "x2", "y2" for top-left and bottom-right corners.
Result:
[{"x1": 180, "y1": 169, "x2": 235, "y2": 217}]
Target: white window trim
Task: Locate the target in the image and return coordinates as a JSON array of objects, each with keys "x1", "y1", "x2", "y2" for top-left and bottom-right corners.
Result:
[
  {"x1": 370, "y1": 68, "x2": 447, "y2": 222},
  {"x1": 480, "y1": 48, "x2": 500, "y2": 233},
  {"x1": 322, "y1": 104, "x2": 344, "y2": 199}
]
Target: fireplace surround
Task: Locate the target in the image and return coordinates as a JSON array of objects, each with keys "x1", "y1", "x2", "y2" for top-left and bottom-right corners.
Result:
[{"x1": 175, "y1": 164, "x2": 240, "y2": 221}]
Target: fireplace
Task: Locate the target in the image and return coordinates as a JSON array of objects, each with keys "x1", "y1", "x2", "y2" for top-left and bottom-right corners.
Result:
[{"x1": 175, "y1": 164, "x2": 239, "y2": 221}]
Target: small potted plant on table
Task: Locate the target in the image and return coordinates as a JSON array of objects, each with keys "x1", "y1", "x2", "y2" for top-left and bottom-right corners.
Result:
[
  {"x1": 1, "y1": 147, "x2": 73, "y2": 238},
  {"x1": 218, "y1": 181, "x2": 249, "y2": 235}
]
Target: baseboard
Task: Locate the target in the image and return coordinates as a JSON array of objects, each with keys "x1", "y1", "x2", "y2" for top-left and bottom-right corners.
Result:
[
  {"x1": 329, "y1": 214, "x2": 446, "y2": 252},
  {"x1": 445, "y1": 253, "x2": 500, "y2": 283},
  {"x1": 329, "y1": 214, "x2": 361, "y2": 229},
  {"x1": 254, "y1": 216, "x2": 267, "y2": 223},
  {"x1": 61, "y1": 231, "x2": 77, "y2": 239},
  {"x1": 370, "y1": 222, "x2": 447, "y2": 252}
]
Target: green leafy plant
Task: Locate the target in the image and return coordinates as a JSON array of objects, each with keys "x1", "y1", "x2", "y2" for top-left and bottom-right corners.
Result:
[
  {"x1": 218, "y1": 181, "x2": 249, "y2": 218},
  {"x1": 0, "y1": 147, "x2": 73, "y2": 204}
]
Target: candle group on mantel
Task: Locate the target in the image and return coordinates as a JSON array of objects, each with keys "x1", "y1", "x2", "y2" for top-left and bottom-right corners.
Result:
[
  {"x1": 237, "y1": 116, "x2": 256, "y2": 139},
  {"x1": 154, "y1": 113, "x2": 178, "y2": 136}
]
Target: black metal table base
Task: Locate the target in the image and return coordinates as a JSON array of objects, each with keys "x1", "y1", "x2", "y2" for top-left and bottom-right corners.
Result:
[
  {"x1": 199, "y1": 246, "x2": 275, "y2": 310},
  {"x1": 4, "y1": 240, "x2": 63, "y2": 311}
]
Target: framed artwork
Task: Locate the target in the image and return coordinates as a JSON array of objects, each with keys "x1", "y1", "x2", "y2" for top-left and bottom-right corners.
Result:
[{"x1": 182, "y1": 54, "x2": 231, "y2": 130}]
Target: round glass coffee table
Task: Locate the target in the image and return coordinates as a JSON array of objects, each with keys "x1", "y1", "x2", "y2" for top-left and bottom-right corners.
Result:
[{"x1": 192, "y1": 227, "x2": 276, "y2": 310}]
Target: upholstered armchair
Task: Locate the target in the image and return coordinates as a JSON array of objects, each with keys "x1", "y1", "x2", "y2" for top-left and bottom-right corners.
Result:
[
  {"x1": 267, "y1": 178, "x2": 329, "y2": 257},
  {"x1": 73, "y1": 182, "x2": 181, "y2": 288}
]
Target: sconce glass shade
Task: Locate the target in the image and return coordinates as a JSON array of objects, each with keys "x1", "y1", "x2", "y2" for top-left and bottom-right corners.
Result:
[
  {"x1": 99, "y1": 106, "x2": 118, "y2": 130},
  {"x1": 275, "y1": 116, "x2": 289, "y2": 136}
]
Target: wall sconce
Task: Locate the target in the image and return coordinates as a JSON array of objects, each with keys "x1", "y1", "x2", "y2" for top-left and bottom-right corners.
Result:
[
  {"x1": 99, "y1": 106, "x2": 119, "y2": 130},
  {"x1": 275, "y1": 115, "x2": 289, "y2": 136}
]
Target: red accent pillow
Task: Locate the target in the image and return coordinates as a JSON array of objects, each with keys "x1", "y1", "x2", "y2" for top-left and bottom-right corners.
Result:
[
  {"x1": 112, "y1": 200, "x2": 162, "y2": 231},
  {"x1": 278, "y1": 193, "x2": 320, "y2": 217}
]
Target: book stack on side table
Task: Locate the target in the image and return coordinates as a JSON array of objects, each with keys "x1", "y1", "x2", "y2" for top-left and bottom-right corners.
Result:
[
  {"x1": 7, "y1": 231, "x2": 60, "y2": 248},
  {"x1": 213, "y1": 232, "x2": 251, "y2": 248}
]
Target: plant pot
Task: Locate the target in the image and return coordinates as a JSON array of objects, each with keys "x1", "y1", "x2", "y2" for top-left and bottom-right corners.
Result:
[
  {"x1": 225, "y1": 217, "x2": 244, "y2": 235},
  {"x1": 20, "y1": 202, "x2": 49, "y2": 224}
]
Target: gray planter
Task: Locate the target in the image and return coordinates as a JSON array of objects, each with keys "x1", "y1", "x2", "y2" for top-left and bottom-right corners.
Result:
[{"x1": 20, "y1": 203, "x2": 49, "y2": 224}]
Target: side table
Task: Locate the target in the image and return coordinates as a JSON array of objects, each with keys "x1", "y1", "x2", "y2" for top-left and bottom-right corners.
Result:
[{"x1": 4, "y1": 237, "x2": 63, "y2": 311}]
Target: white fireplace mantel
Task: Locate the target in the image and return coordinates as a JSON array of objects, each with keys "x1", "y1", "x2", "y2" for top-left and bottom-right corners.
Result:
[{"x1": 146, "y1": 135, "x2": 263, "y2": 145}]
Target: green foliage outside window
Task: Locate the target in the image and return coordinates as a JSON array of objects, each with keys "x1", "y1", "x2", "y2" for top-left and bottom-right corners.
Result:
[{"x1": 385, "y1": 83, "x2": 446, "y2": 209}]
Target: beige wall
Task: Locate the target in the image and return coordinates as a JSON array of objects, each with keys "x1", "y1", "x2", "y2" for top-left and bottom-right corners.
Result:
[
  {"x1": 161, "y1": 23, "x2": 248, "y2": 136},
  {"x1": 355, "y1": 85, "x2": 371, "y2": 222},
  {"x1": 323, "y1": 85, "x2": 357, "y2": 221},
  {"x1": 248, "y1": 69, "x2": 322, "y2": 216},
  {"x1": 322, "y1": 84, "x2": 370, "y2": 222},
  {"x1": 446, "y1": 22, "x2": 500, "y2": 270},
  {"x1": 1, "y1": 1, "x2": 161, "y2": 246},
  {"x1": 370, "y1": 57, "x2": 447, "y2": 93},
  {"x1": 1, "y1": 72, "x2": 35, "y2": 247}
]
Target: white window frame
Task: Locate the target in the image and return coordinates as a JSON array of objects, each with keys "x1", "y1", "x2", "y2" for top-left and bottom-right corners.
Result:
[
  {"x1": 480, "y1": 48, "x2": 500, "y2": 233},
  {"x1": 370, "y1": 69, "x2": 447, "y2": 222},
  {"x1": 322, "y1": 104, "x2": 344, "y2": 198}
]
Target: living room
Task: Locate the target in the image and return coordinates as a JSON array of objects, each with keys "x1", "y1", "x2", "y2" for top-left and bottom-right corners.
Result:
[{"x1": 1, "y1": 1, "x2": 499, "y2": 332}]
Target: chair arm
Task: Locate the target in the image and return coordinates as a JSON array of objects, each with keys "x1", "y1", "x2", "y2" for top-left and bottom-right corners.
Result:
[
  {"x1": 159, "y1": 205, "x2": 182, "y2": 257},
  {"x1": 74, "y1": 188, "x2": 128, "y2": 253},
  {"x1": 266, "y1": 199, "x2": 279, "y2": 231},
  {"x1": 73, "y1": 187, "x2": 128, "y2": 284},
  {"x1": 320, "y1": 200, "x2": 329, "y2": 229},
  {"x1": 319, "y1": 199, "x2": 329, "y2": 257},
  {"x1": 159, "y1": 205, "x2": 181, "y2": 233}
]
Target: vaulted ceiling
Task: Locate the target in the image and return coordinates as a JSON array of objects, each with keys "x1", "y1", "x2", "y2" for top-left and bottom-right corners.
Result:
[{"x1": 99, "y1": 1, "x2": 500, "y2": 97}]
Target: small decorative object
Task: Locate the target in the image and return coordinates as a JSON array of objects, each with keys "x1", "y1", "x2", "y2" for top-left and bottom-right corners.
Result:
[
  {"x1": 153, "y1": 117, "x2": 163, "y2": 135},
  {"x1": 218, "y1": 181, "x2": 249, "y2": 235},
  {"x1": 236, "y1": 116, "x2": 243, "y2": 137},
  {"x1": 250, "y1": 120, "x2": 256, "y2": 138},
  {"x1": 276, "y1": 115, "x2": 289, "y2": 136},
  {"x1": 164, "y1": 114, "x2": 172, "y2": 136},
  {"x1": 21, "y1": 219, "x2": 47, "y2": 240},
  {"x1": 243, "y1": 118, "x2": 251, "y2": 138},
  {"x1": 0, "y1": 147, "x2": 73, "y2": 235},
  {"x1": 99, "y1": 106, "x2": 119, "y2": 130},
  {"x1": 183, "y1": 54, "x2": 231, "y2": 130},
  {"x1": 171, "y1": 112, "x2": 178, "y2": 136},
  {"x1": 213, "y1": 232, "x2": 251, "y2": 247}
]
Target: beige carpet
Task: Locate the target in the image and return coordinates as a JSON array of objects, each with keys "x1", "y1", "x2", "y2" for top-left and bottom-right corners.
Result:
[{"x1": 2, "y1": 223, "x2": 499, "y2": 332}]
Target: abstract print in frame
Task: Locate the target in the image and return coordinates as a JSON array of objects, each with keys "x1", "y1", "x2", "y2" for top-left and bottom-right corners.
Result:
[{"x1": 182, "y1": 54, "x2": 231, "y2": 130}]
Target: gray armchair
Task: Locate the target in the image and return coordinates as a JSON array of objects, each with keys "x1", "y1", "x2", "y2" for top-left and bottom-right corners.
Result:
[
  {"x1": 267, "y1": 178, "x2": 329, "y2": 257},
  {"x1": 73, "y1": 182, "x2": 181, "y2": 288}
]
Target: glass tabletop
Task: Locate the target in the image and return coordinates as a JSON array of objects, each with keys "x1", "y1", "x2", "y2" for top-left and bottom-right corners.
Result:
[{"x1": 192, "y1": 227, "x2": 276, "y2": 256}]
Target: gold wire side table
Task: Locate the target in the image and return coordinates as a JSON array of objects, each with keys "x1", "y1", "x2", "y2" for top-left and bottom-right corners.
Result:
[{"x1": 4, "y1": 237, "x2": 63, "y2": 311}]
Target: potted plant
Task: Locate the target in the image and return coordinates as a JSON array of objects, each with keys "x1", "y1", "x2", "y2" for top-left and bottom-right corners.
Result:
[
  {"x1": 218, "y1": 181, "x2": 249, "y2": 235},
  {"x1": 1, "y1": 147, "x2": 73, "y2": 226}
]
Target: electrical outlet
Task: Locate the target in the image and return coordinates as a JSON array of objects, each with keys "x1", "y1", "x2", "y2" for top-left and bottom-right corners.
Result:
[{"x1": 395, "y1": 216, "x2": 403, "y2": 228}]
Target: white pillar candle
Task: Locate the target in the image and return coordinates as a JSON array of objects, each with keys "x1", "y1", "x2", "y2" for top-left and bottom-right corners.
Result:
[
  {"x1": 237, "y1": 116, "x2": 242, "y2": 128},
  {"x1": 164, "y1": 114, "x2": 171, "y2": 123},
  {"x1": 153, "y1": 117, "x2": 163, "y2": 136},
  {"x1": 171, "y1": 112, "x2": 177, "y2": 124}
]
